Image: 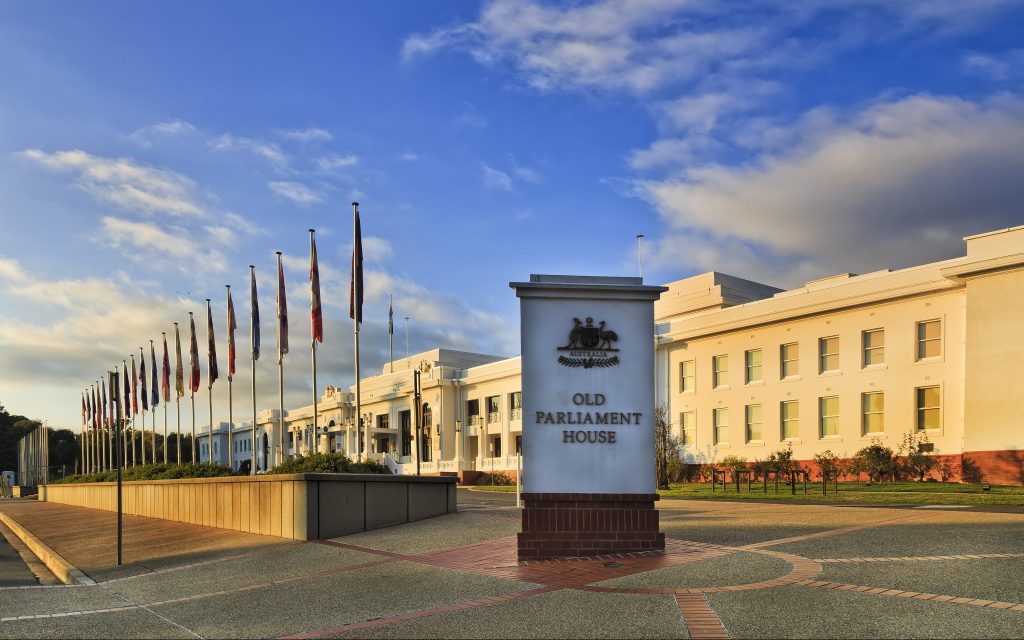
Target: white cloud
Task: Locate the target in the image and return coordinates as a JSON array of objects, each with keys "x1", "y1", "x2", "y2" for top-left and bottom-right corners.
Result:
[
  {"x1": 638, "y1": 94, "x2": 1024, "y2": 286},
  {"x1": 210, "y1": 134, "x2": 289, "y2": 171},
  {"x1": 127, "y1": 120, "x2": 197, "y2": 147},
  {"x1": 508, "y1": 154, "x2": 541, "y2": 183},
  {"x1": 454, "y1": 102, "x2": 488, "y2": 128},
  {"x1": 20, "y1": 149, "x2": 205, "y2": 217},
  {"x1": 101, "y1": 216, "x2": 227, "y2": 272},
  {"x1": 480, "y1": 163, "x2": 513, "y2": 191},
  {"x1": 268, "y1": 181, "x2": 323, "y2": 204},
  {"x1": 277, "y1": 127, "x2": 333, "y2": 142},
  {"x1": 961, "y1": 50, "x2": 1024, "y2": 82},
  {"x1": 314, "y1": 153, "x2": 360, "y2": 173},
  {"x1": 399, "y1": 151, "x2": 419, "y2": 161}
]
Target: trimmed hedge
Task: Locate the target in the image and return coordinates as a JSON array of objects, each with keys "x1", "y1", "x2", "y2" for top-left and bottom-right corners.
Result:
[
  {"x1": 51, "y1": 463, "x2": 235, "y2": 484},
  {"x1": 266, "y1": 452, "x2": 388, "y2": 475}
]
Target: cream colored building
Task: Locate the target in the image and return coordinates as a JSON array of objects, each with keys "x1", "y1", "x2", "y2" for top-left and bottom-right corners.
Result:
[{"x1": 206, "y1": 226, "x2": 1024, "y2": 485}]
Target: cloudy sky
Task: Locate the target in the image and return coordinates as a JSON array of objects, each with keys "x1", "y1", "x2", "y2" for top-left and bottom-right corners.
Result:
[{"x1": 2, "y1": 1, "x2": 1023, "y2": 427}]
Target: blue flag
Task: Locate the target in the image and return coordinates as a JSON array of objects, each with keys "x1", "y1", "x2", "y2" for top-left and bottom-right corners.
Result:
[{"x1": 150, "y1": 341, "x2": 159, "y2": 408}]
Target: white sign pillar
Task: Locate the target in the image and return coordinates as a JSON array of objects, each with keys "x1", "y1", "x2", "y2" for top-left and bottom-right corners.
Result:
[{"x1": 511, "y1": 274, "x2": 667, "y2": 560}]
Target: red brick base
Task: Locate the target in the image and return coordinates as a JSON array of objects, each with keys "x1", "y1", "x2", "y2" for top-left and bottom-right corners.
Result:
[{"x1": 518, "y1": 492, "x2": 666, "y2": 560}]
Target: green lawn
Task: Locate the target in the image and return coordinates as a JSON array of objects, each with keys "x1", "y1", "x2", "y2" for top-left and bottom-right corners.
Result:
[{"x1": 467, "y1": 482, "x2": 1024, "y2": 505}]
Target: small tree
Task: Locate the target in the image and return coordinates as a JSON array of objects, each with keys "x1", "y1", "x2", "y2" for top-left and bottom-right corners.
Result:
[
  {"x1": 653, "y1": 405, "x2": 682, "y2": 487},
  {"x1": 897, "y1": 432, "x2": 937, "y2": 482},
  {"x1": 719, "y1": 455, "x2": 748, "y2": 481},
  {"x1": 936, "y1": 457, "x2": 958, "y2": 482},
  {"x1": 812, "y1": 449, "x2": 839, "y2": 482},
  {"x1": 853, "y1": 439, "x2": 895, "y2": 483}
]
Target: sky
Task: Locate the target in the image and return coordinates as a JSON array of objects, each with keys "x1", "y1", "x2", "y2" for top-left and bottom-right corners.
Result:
[{"x1": 1, "y1": 0, "x2": 1023, "y2": 428}]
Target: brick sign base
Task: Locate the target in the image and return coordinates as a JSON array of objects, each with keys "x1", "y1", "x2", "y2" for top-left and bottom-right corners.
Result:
[{"x1": 518, "y1": 493, "x2": 666, "y2": 560}]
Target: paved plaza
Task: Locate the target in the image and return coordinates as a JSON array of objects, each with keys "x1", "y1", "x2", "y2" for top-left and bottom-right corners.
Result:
[{"x1": 1, "y1": 491, "x2": 1023, "y2": 638}]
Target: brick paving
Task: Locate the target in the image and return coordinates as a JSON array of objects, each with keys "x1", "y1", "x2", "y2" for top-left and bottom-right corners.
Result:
[{"x1": 1, "y1": 499, "x2": 1022, "y2": 638}]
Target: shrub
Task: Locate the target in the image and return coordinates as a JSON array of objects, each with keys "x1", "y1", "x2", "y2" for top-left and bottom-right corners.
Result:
[
  {"x1": 936, "y1": 457, "x2": 958, "y2": 482},
  {"x1": 51, "y1": 462, "x2": 234, "y2": 484},
  {"x1": 475, "y1": 472, "x2": 515, "y2": 486},
  {"x1": 897, "y1": 432, "x2": 938, "y2": 481},
  {"x1": 852, "y1": 439, "x2": 896, "y2": 482},
  {"x1": 719, "y1": 455, "x2": 748, "y2": 480},
  {"x1": 766, "y1": 442, "x2": 798, "y2": 476},
  {"x1": 813, "y1": 450, "x2": 839, "y2": 482},
  {"x1": 267, "y1": 452, "x2": 387, "y2": 475}
]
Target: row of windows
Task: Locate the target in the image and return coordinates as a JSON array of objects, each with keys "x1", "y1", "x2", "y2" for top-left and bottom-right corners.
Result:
[
  {"x1": 679, "y1": 386, "x2": 941, "y2": 446},
  {"x1": 467, "y1": 392, "x2": 523, "y2": 417},
  {"x1": 680, "y1": 320, "x2": 943, "y2": 393}
]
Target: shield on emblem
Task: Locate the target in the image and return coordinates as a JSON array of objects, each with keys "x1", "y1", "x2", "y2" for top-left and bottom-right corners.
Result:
[{"x1": 580, "y1": 326, "x2": 600, "y2": 349}]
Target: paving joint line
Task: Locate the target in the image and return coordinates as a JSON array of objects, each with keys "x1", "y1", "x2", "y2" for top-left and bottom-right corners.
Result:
[{"x1": 797, "y1": 580, "x2": 1024, "y2": 611}]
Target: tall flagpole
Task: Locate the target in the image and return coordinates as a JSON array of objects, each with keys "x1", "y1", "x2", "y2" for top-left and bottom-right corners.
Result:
[
  {"x1": 276, "y1": 252, "x2": 287, "y2": 466},
  {"x1": 207, "y1": 298, "x2": 215, "y2": 466},
  {"x1": 310, "y1": 229, "x2": 320, "y2": 456},
  {"x1": 150, "y1": 340, "x2": 157, "y2": 467},
  {"x1": 174, "y1": 322, "x2": 183, "y2": 464},
  {"x1": 226, "y1": 285, "x2": 234, "y2": 471},
  {"x1": 100, "y1": 381, "x2": 108, "y2": 470},
  {"x1": 250, "y1": 265, "x2": 259, "y2": 475},
  {"x1": 139, "y1": 348, "x2": 147, "y2": 464},
  {"x1": 162, "y1": 333, "x2": 169, "y2": 465},
  {"x1": 389, "y1": 295, "x2": 394, "y2": 374},
  {"x1": 189, "y1": 311, "x2": 197, "y2": 464},
  {"x1": 352, "y1": 202, "x2": 363, "y2": 463}
]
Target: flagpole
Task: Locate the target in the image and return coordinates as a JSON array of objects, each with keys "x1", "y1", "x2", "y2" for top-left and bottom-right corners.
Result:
[
  {"x1": 140, "y1": 348, "x2": 147, "y2": 465},
  {"x1": 173, "y1": 322, "x2": 183, "y2": 464},
  {"x1": 352, "y1": 203, "x2": 363, "y2": 463},
  {"x1": 100, "y1": 382, "x2": 107, "y2": 470},
  {"x1": 189, "y1": 311, "x2": 196, "y2": 464},
  {"x1": 310, "y1": 229, "x2": 319, "y2": 456},
  {"x1": 250, "y1": 265, "x2": 259, "y2": 475},
  {"x1": 226, "y1": 285, "x2": 234, "y2": 471},
  {"x1": 389, "y1": 295, "x2": 394, "y2": 374},
  {"x1": 162, "y1": 333, "x2": 168, "y2": 465},
  {"x1": 207, "y1": 298, "x2": 214, "y2": 466},
  {"x1": 276, "y1": 252, "x2": 286, "y2": 466},
  {"x1": 150, "y1": 340, "x2": 157, "y2": 466}
]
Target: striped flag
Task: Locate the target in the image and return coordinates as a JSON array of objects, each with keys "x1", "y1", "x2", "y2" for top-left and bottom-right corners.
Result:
[
  {"x1": 162, "y1": 334, "x2": 171, "y2": 402},
  {"x1": 250, "y1": 266, "x2": 260, "y2": 361},
  {"x1": 189, "y1": 313, "x2": 200, "y2": 393},
  {"x1": 140, "y1": 349, "x2": 149, "y2": 412},
  {"x1": 310, "y1": 231, "x2": 322, "y2": 343},
  {"x1": 131, "y1": 357, "x2": 138, "y2": 415},
  {"x1": 150, "y1": 341, "x2": 159, "y2": 409},
  {"x1": 227, "y1": 288, "x2": 237, "y2": 378},
  {"x1": 350, "y1": 206, "x2": 363, "y2": 324},
  {"x1": 207, "y1": 299, "x2": 218, "y2": 385},
  {"x1": 174, "y1": 324, "x2": 184, "y2": 398},
  {"x1": 277, "y1": 252, "x2": 288, "y2": 356}
]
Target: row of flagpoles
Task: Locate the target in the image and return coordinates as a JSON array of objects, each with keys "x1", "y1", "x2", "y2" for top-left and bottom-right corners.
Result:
[{"x1": 78, "y1": 203, "x2": 369, "y2": 476}]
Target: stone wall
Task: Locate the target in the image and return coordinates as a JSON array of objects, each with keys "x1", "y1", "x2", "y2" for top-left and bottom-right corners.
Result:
[{"x1": 38, "y1": 473, "x2": 457, "y2": 541}]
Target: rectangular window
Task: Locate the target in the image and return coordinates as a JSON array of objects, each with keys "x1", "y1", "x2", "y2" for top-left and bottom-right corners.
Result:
[
  {"x1": 917, "y1": 320, "x2": 941, "y2": 360},
  {"x1": 745, "y1": 349, "x2": 763, "y2": 384},
  {"x1": 400, "y1": 410, "x2": 411, "y2": 457},
  {"x1": 376, "y1": 414, "x2": 390, "y2": 430},
  {"x1": 713, "y1": 408, "x2": 729, "y2": 444},
  {"x1": 467, "y1": 399, "x2": 479, "y2": 416},
  {"x1": 916, "y1": 386, "x2": 941, "y2": 430},
  {"x1": 713, "y1": 355, "x2": 729, "y2": 388},
  {"x1": 819, "y1": 396, "x2": 840, "y2": 437},
  {"x1": 862, "y1": 329, "x2": 885, "y2": 366},
  {"x1": 862, "y1": 392, "x2": 884, "y2": 434},
  {"x1": 510, "y1": 392, "x2": 522, "y2": 420},
  {"x1": 819, "y1": 336, "x2": 840, "y2": 373},
  {"x1": 780, "y1": 343, "x2": 799, "y2": 378},
  {"x1": 745, "y1": 404, "x2": 763, "y2": 442},
  {"x1": 486, "y1": 395, "x2": 500, "y2": 414},
  {"x1": 680, "y1": 411, "x2": 695, "y2": 446},
  {"x1": 781, "y1": 401, "x2": 799, "y2": 439},
  {"x1": 515, "y1": 435, "x2": 522, "y2": 455},
  {"x1": 680, "y1": 360, "x2": 695, "y2": 393}
]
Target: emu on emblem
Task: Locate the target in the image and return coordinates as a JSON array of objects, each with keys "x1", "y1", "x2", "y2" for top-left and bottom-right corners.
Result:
[{"x1": 557, "y1": 317, "x2": 620, "y2": 368}]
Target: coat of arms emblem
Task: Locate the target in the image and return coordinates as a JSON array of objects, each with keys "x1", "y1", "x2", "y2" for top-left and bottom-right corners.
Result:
[{"x1": 557, "y1": 317, "x2": 620, "y2": 368}]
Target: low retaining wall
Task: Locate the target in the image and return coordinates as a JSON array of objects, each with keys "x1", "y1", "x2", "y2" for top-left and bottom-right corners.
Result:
[{"x1": 38, "y1": 473, "x2": 457, "y2": 541}]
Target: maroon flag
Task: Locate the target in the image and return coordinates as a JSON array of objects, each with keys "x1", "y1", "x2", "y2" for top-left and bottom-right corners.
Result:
[
  {"x1": 310, "y1": 231, "x2": 322, "y2": 343},
  {"x1": 81, "y1": 392, "x2": 86, "y2": 429},
  {"x1": 226, "y1": 288, "x2": 237, "y2": 378},
  {"x1": 139, "y1": 348, "x2": 149, "y2": 412},
  {"x1": 189, "y1": 313, "x2": 200, "y2": 393},
  {"x1": 131, "y1": 356, "x2": 139, "y2": 415},
  {"x1": 349, "y1": 205, "x2": 363, "y2": 324},
  {"x1": 277, "y1": 252, "x2": 289, "y2": 356},
  {"x1": 162, "y1": 333, "x2": 171, "y2": 401},
  {"x1": 207, "y1": 299, "x2": 218, "y2": 385}
]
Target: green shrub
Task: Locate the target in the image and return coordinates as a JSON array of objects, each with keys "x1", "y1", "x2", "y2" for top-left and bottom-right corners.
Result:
[
  {"x1": 475, "y1": 472, "x2": 515, "y2": 486},
  {"x1": 813, "y1": 450, "x2": 839, "y2": 481},
  {"x1": 719, "y1": 455, "x2": 748, "y2": 479},
  {"x1": 51, "y1": 462, "x2": 234, "y2": 484},
  {"x1": 852, "y1": 439, "x2": 896, "y2": 482},
  {"x1": 266, "y1": 452, "x2": 388, "y2": 475}
]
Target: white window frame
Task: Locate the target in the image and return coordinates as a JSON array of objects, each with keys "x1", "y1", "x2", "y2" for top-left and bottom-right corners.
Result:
[
  {"x1": 745, "y1": 349, "x2": 763, "y2": 384},
  {"x1": 862, "y1": 329, "x2": 885, "y2": 367},
  {"x1": 915, "y1": 385, "x2": 941, "y2": 431},
  {"x1": 916, "y1": 319, "x2": 942, "y2": 361},
  {"x1": 819, "y1": 395, "x2": 840, "y2": 438},
  {"x1": 680, "y1": 411, "x2": 696, "y2": 447},
  {"x1": 781, "y1": 400, "x2": 799, "y2": 440},
  {"x1": 745, "y1": 404, "x2": 763, "y2": 443},
  {"x1": 819, "y1": 336, "x2": 840, "y2": 374},
  {"x1": 713, "y1": 407, "x2": 729, "y2": 445},
  {"x1": 861, "y1": 391, "x2": 884, "y2": 435},
  {"x1": 680, "y1": 360, "x2": 696, "y2": 394},
  {"x1": 780, "y1": 342, "x2": 799, "y2": 379},
  {"x1": 713, "y1": 355, "x2": 729, "y2": 389}
]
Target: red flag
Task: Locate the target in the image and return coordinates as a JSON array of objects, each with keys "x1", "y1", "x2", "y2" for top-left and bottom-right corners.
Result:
[
  {"x1": 277, "y1": 252, "x2": 289, "y2": 356},
  {"x1": 350, "y1": 204, "x2": 363, "y2": 324},
  {"x1": 81, "y1": 392, "x2": 86, "y2": 429},
  {"x1": 207, "y1": 299, "x2": 218, "y2": 385},
  {"x1": 227, "y1": 287, "x2": 237, "y2": 377},
  {"x1": 162, "y1": 333, "x2": 171, "y2": 401},
  {"x1": 189, "y1": 313, "x2": 200, "y2": 393},
  {"x1": 131, "y1": 356, "x2": 138, "y2": 415},
  {"x1": 310, "y1": 230, "x2": 322, "y2": 343},
  {"x1": 93, "y1": 384, "x2": 99, "y2": 428}
]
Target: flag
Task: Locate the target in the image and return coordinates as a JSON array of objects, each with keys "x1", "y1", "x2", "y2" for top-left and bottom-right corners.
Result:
[
  {"x1": 81, "y1": 392, "x2": 86, "y2": 428},
  {"x1": 123, "y1": 360, "x2": 130, "y2": 420},
  {"x1": 174, "y1": 324, "x2": 184, "y2": 398},
  {"x1": 101, "y1": 379, "x2": 108, "y2": 428},
  {"x1": 250, "y1": 267, "x2": 260, "y2": 361},
  {"x1": 310, "y1": 232, "x2": 322, "y2": 343},
  {"x1": 227, "y1": 288, "x2": 237, "y2": 378},
  {"x1": 92, "y1": 385, "x2": 99, "y2": 428},
  {"x1": 350, "y1": 206, "x2": 363, "y2": 324},
  {"x1": 189, "y1": 314, "x2": 200, "y2": 393},
  {"x1": 277, "y1": 252, "x2": 288, "y2": 355},
  {"x1": 87, "y1": 387, "x2": 93, "y2": 429},
  {"x1": 150, "y1": 342, "x2": 159, "y2": 409},
  {"x1": 162, "y1": 334, "x2": 171, "y2": 402},
  {"x1": 131, "y1": 357, "x2": 138, "y2": 415},
  {"x1": 207, "y1": 300, "x2": 218, "y2": 385},
  {"x1": 140, "y1": 349, "x2": 149, "y2": 412},
  {"x1": 388, "y1": 296, "x2": 393, "y2": 336}
]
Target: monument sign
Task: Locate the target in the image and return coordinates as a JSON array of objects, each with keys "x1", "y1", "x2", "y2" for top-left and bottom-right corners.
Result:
[{"x1": 511, "y1": 274, "x2": 667, "y2": 559}]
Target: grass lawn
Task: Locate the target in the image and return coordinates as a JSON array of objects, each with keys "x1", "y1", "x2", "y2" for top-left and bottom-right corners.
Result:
[{"x1": 468, "y1": 482, "x2": 1024, "y2": 505}]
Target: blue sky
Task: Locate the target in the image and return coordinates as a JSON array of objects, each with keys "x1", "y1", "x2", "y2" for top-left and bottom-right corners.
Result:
[{"x1": 1, "y1": 0, "x2": 1023, "y2": 427}]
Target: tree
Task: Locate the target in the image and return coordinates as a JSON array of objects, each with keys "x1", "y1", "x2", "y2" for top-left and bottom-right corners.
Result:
[
  {"x1": 654, "y1": 405, "x2": 682, "y2": 487},
  {"x1": 813, "y1": 449, "x2": 839, "y2": 482},
  {"x1": 897, "y1": 431, "x2": 937, "y2": 482},
  {"x1": 719, "y1": 455, "x2": 748, "y2": 480},
  {"x1": 852, "y1": 439, "x2": 895, "y2": 482}
]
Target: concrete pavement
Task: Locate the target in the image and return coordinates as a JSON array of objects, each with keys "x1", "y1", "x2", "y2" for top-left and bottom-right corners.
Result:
[{"x1": 0, "y1": 493, "x2": 1022, "y2": 638}]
